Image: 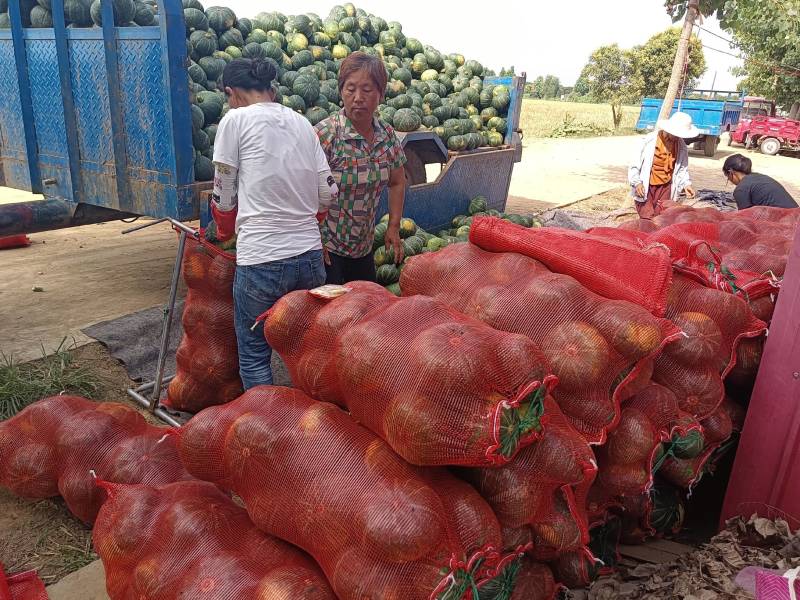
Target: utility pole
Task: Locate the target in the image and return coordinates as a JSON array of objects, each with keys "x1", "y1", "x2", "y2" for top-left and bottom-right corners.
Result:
[{"x1": 659, "y1": 0, "x2": 700, "y2": 120}]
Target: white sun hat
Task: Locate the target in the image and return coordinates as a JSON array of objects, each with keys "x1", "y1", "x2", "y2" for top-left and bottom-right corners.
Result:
[{"x1": 657, "y1": 111, "x2": 700, "y2": 138}]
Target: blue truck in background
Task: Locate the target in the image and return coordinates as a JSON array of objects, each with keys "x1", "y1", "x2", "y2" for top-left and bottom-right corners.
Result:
[
  {"x1": 635, "y1": 90, "x2": 744, "y2": 157},
  {"x1": 0, "y1": 0, "x2": 526, "y2": 236}
]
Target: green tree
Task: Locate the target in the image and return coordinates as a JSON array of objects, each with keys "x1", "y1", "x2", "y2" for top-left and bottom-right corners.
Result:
[
  {"x1": 631, "y1": 28, "x2": 706, "y2": 98},
  {"x1": 532, "y1": 76, "x2": 545, "y2": 99},
  {"x1": 664, "y1": 0, "x2": 727, "y2": 21},
  {"x1": 723, "y1": 0, "x2": 800, "y2": 110},
  {"x1": 573, "y1": 70, "x2": 591, "y2": 97},
  {"x1": 542, "y1": 74, "x2": 562, "y2": 99},
  {"x1": 580, "y1": 44, "x2": 637, "y2": 127}
]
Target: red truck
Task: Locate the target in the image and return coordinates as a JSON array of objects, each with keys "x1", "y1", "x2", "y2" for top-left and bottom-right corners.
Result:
[{"x1": 729, "y1": 96, "x2": 800, "y2": 156}]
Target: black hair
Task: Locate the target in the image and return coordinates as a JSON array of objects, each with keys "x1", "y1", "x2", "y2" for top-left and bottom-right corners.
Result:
[
  {"x1": 222, "y1": 58, "x2": 277, "y2": 92},
  {"x1": 723, "y1": 153, "x2": 752, "y2": 176}
]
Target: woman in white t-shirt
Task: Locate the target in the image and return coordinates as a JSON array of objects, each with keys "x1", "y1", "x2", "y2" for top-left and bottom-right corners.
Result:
[{"x1": 211, "y1": 58, "x2": 336, "y2": 389}]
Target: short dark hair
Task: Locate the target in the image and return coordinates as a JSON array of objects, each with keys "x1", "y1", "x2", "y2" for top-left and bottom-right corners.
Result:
[
  {"x1": 723, "y1": 153, "x2": 752, "y2": 176},
  {"x1": 222, "y1": 57, "x2": 277, "y2": 92},
  {"x1": 337, "y1": 51, "x2": 387, "y2": 94}
]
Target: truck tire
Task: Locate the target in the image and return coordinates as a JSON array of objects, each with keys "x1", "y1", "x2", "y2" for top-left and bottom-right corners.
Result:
[
  {"x1": 703, "y1": 136, "x2": 719, "y2": 157},
  {"x1": 760, "y1": 137, "x2": 781, "y2": 156}
]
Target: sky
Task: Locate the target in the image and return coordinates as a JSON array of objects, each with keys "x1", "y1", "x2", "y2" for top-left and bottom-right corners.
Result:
[{"x1": 220, "y1": 0, "x2": 744, "y2": 91}]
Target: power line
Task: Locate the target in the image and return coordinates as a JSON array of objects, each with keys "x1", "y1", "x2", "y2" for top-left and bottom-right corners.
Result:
[
  {"x1": 701, "y1": 43, "x2": 800, "y2": 76},
  {"x1": 696, "y1": 24, "x2": 800, "y2": 74},
  {"x1": 696, "y1": 25, "x2": 736, "y2": 47}
]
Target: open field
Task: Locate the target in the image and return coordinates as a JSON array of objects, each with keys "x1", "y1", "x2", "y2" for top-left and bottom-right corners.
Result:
[{"x1": 519, "y1": 98, "x2": 641, "y2": 139}]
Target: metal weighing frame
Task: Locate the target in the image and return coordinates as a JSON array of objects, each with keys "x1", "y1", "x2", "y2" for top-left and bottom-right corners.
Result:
[{"x1": 122, "y1": 217, "x2": 197, "y2": 427}]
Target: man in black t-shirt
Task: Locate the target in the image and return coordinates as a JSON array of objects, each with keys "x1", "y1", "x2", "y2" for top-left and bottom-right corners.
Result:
[{"x1": 723, "y1": 154, "x2": 798, "y2": 210}]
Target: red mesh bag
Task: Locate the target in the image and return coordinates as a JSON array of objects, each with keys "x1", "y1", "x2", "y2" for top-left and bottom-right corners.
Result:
[
  {"x1": 459, "y1": 396, "x2": 597, "y2": 562},
  {"x1": 725, "y1": 336, "x2": 764, "y2": 389},
  {"x1": 400, "y1": 243, "x2": 680, "y2": 443},
  {"x1": 501, "y1": 559, "x2": 557, "y2": 600},
  {"x1": 549, "y1": 517, "x2": 621, "y2": 588},
  {"x1": 175, "y1": 386, "x2": 524, "y2": 599},
  {"x1": 619, "y1": 481, "x2": 687, "y2": 544},
  {"x1": 657, "y1": 398, "x2": 746, "y2": 490},
  {"x1": 619, "y1": 399, "x2": 745, "y2": 544},
  {"x1": 468, "y1": 216, "x2": 675, "y2": 316},
  {"x1": 0, "y1": 565, "x2": 47, "y2": 600},
  {"x1": 165, "y1": 234, "x2": 242, "y2": 413},
  {"x1": 610, "y1": 207, "x2": 798, "y2": 279},
  {"x1": 0, "y1": 396, "x2": 192, "y2": 524},
  {"x1": 588, "y1": 222, "x2": 785, "y2": 308},
  {"x1": 264, "y1": 280, "x2": 556, "y2": 467},
  {"x1": 592, "y1": 383, "x2": 702, "y2": 505},
  {"x1": 655, "y1": 272, "x2": 766, "y2": 419},
  {"x1": 93, "y1": 480, "x2": 334, "y2": 600},
  {"x1": 648, "y1": 205, "x2": 800, "y2": 230}
]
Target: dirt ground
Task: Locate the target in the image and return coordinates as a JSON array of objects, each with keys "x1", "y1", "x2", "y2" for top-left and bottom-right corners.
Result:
[
  {"x1": 0, "y1": 219, "x2": 189, "y2": 363},
  {"x1": 509, "y1": 132, "x2": 800, "y2": 206},
  {"x1": 0, "y1": 343, "x2": 148, "y2": 584}
]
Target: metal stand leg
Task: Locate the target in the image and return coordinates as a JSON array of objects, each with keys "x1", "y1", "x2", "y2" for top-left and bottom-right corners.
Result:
[
  {"x1": 150, "y1": 229, "x2": 186, "y2": 409},
  {"x1": 123, "y1": 218, "x2": 198, "y2": 427}
]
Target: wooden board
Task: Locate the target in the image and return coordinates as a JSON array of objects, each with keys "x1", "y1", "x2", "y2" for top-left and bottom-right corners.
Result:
[{"x1": 619, "y1": 539, "x2": 695, "y2": 564}]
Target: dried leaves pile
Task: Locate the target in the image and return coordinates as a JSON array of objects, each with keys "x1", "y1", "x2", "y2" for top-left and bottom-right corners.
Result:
[{"x1": 575, "y1": 516, "x2": 800, "y2": 600}]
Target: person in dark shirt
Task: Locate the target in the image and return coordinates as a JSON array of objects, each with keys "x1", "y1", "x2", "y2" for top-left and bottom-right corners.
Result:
[{"x1": 722, "y1": 153, "x2": 798, "y2": 210}]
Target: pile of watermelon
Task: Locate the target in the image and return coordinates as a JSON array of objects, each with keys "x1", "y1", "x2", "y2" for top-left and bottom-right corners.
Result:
[
  {"x1": 0, "y1": 1, "x2": 514, "y2": 182},
  {"x1": 375, "y1": 195, "x2": 542, "y2": 294}
]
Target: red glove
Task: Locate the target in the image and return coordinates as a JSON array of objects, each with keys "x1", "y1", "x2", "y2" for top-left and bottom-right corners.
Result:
[{"x1": 211, "y1": 203, "x2": 237, "y2": 242}]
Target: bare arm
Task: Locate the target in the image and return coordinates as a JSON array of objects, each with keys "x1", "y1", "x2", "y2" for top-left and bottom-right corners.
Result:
[{"x1": 384, "y1": 166, "x2": 406, "y2": 264}]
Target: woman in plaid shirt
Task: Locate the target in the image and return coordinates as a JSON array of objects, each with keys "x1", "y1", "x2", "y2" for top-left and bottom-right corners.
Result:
[{"x1": 315, "y1": 52, "x2": 407, "y2": 284}]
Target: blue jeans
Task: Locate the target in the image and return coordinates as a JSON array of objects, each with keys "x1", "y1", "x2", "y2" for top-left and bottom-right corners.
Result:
[{"x1": 233, "y1": 249, "x2": 325, "y2": 389}]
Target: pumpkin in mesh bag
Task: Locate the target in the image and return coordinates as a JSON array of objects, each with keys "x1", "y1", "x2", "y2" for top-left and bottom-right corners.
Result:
[
  {"x1": 2, "y1": 443, "x2": 59, "y2": 498},
  {"x1": 166, "y1": 235, "x2": 241, "y2": 413},
  {"x1": 726, "y1": 336, "x2": 765, "y2": 389},
  {"x1": 604, "y1": 408, "x2": 658, "y2": 466},
  {"x1": 459, "y1": 396, "x2": 596, "y2": 560},
  {"x1": 657, "y1": 399, "x2": 740, "y2": 490},
  {"x1": 265, "y1": 289, "x2": 326, "y2": 355},
  {"x1": 93, "y1": 479, "x2": 335, "y2": 600},
  {"x1": 652, "y1": 354, "x2": 724, "y2": 419},
  {"x1": 550, "y1": 518, "x2": 621, "y2": 588},
  {"x1": 664, "y1": 312, "x2": 723, "y2": 365},
  {"x1": 0, "y1": 396, "x2": 194, "y2": 525},
  {"x1": 175, "y1": 386, "x2": 519, "y2": 599},
  {"x1": 590, "y1": 300, "x2": 665, "y2": 360},
  {"x1": 542, "y1": 321, "x2": 611, "y2": 392},
  {"x1": 399, "y1": 243, "x2": 679, "y2": 445},
  {"x1": 478, "y1": 558, "x2": 557, "y2": 600},
  {"x1": 266, "y1": 283, "x2": 554, "y2": 466},
  {"x1": 0, "y1": 567, "x2": 49, "y2": 600}
]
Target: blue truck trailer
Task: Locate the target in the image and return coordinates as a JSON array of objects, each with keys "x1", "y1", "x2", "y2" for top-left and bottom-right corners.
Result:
[
  {"x1": 0, "y1": 0, "x2": 526, "y2": 235},
  {"x1": 635, "y1": 90, "x2": 744, "y2": 157}
]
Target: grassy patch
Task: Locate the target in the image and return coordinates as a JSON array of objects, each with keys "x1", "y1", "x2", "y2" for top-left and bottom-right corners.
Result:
[
  {"x1": 0, "y1": 338, "x2": 99, "y2": 420},
  {"x1": 520, "y1": 99, "x2": 640, "y2": 139}
]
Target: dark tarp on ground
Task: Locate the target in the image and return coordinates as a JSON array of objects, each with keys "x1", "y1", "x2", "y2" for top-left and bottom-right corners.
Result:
[{"x1": 82, "y1": 301, "x2": 291, "y2": 393}]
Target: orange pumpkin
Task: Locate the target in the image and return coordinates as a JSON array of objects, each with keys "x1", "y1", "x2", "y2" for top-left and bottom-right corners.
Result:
[{"x1": 543, "y1": 321, "x2": 611, "y2": 391}]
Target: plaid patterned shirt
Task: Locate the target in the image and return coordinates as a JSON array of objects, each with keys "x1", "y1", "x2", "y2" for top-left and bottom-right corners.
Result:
[{"x1": 315, "y1": 113, "x2": 407, "y2": 258}]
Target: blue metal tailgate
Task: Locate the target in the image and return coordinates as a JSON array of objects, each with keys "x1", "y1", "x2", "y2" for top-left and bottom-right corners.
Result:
[{"x1": 0, "y1": 0, "x2": 198, "y2": 219}]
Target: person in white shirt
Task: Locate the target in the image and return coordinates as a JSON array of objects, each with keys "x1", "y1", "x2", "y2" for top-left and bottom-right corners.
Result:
[{"x1": 211, "y1": 57, "x2": 336, "y2": 389}]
